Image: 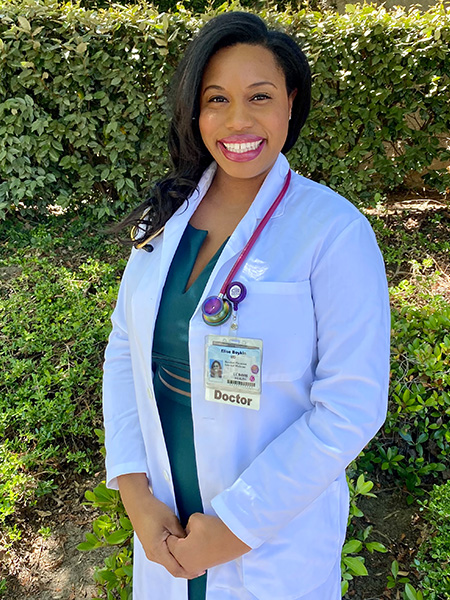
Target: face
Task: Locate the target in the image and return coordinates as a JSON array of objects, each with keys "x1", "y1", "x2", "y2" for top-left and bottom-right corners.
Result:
[{"x1": 199, "y1": 43, "x2": 296, "y2": 185}]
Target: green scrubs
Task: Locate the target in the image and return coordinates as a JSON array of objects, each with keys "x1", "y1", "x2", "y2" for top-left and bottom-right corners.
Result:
[{"x1": 152, "y1": 224, "x2": 227, "y2": 600}]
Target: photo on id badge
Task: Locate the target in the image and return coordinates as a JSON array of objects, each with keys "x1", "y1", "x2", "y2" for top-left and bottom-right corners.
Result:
[{"x1": 205, "y1": 335, "x2": 263, "y2": 410}]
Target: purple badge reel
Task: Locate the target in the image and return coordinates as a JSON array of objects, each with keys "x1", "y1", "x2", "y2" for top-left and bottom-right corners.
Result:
[{"x1": 202, "y1": 281, "x2": 247, "y2": 327}]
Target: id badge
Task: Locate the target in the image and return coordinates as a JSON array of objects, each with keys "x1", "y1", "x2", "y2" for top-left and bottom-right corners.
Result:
[{"x1": 205, "y1": 335, "x2": 263, "y2": 410}]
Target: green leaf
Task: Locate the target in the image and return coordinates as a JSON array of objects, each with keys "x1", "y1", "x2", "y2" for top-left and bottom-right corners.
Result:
[
  {"x1": 343, "y1": 539, "x2": 363, "y2": 554},
  {"x1": 404, "y1": 583, "x2": 418, "y2": 600},
  {"x1": 366, "y1": 541, "x2": 387, "y2": 553},
  {"x1": 343, "y1": 556, "x2": 368, "y2": 576},
  {"x1": 17, "y1": 16, "x2": 31, "y2": 32},
  {"x1": 77, "y1": 540, "x2": 98, "y2": 551},
  {"x1": 391, "y1": 560, "x2": 399, "y2": 579},
  {"x1": 106, "y1": 529, "x2": 131, "y2": 545},
  {"x1": 76, "y1": 42, "x2": 87, "y2": 54}
]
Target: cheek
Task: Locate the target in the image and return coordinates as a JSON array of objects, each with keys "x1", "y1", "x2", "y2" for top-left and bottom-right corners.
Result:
[{"x1": 199, "y1": 112, "x2": 217, "y2": 149}]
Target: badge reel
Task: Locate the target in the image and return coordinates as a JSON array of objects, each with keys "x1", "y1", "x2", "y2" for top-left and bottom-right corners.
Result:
[{"x1": 202, "y1": 281, "x2": 247, "y2": 332}]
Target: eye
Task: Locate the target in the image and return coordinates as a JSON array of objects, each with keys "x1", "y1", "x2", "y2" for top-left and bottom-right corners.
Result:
[
  {"x1": 251, "y1": 93, "x2": 271, "y2": 101},
  {"x1": 207, "y1": 95, "x2": 228, "y2": 103}
]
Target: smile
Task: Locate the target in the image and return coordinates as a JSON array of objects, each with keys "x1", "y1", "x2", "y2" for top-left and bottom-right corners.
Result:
[
  {"x1": 218, "y1": 138, "x2": 266, "y2": 162},
  {"x1": 221, "y1": 140, "x2": 263, "y2": 154}
]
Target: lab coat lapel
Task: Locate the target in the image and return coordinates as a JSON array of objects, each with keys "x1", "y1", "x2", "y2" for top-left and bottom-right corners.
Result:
[
  {"x1": 197, "y1": 153, "x2": 291, "y2": 300},
  {"x1": 158, "y1": 163, "x2": 217, "y2": 293}
]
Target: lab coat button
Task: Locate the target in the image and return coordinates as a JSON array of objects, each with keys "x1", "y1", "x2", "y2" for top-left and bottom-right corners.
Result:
[
  {"x1": 163, "y1": 470, "x2": 170, "y2": 482},
  {"x1": 147, "y1": 387, "x2": 153, "y2": 399}
]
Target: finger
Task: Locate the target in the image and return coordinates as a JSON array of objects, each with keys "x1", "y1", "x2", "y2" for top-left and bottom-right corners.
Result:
[
  {"x1": 160, "y1": 542, "x2": 192, "y2": 579},
  {"x1": 166, "y1": 533, "x2": 179, "y2": 555},
  {"x1": 185, "y1": 512, "x2": 204, "y2": 536},
  {"x1": 167, "y1": 518, "x2": 187, "y2": 539},
  {"x1": 163, "y1": 538, "x2": 202, "y2": 579}
]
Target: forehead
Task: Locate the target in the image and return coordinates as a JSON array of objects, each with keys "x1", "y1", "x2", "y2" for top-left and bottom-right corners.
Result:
[{"x1": 201, "y1": 43, "x2": 285, "y2": 88}]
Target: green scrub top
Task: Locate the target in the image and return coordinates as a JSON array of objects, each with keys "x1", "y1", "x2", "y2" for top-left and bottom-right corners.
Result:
[{"x1": 152, "y1": 223, "x2": 227, "y2": 600}]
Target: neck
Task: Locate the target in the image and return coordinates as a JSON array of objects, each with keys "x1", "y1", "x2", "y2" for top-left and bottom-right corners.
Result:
[{"x1": 210, "y1": 168, "x2": 269, "y2": 209}]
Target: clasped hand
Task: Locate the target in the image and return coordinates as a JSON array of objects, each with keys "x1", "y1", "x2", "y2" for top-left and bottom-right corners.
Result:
[
  {"x1": 166, "y1": 512, "x2": 251, "y2": 578},
  {"x1": 119, "y1": 475, "x2": 251, "y2": 581}
]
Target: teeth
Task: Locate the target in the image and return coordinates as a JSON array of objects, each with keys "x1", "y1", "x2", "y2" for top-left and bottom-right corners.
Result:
[{"x1": 222, "y1": 140, "x2": 263, "y2": 153}]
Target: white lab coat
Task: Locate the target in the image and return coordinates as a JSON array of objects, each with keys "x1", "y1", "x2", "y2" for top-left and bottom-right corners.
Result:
[{"x1": 103, "y1": 153, "x2": 391, "y2": 600}]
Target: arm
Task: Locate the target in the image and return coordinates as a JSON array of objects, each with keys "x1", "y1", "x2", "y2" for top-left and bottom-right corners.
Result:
[
  {"x1": 118, "y1": 473, "x2": 203, "y2": 579},
  {"x1": 209, "y1": 216, "x2": 391, "y2": 549},
  {"x1": 102, "y1": 251, "x2": 150, "y2": 489},
  {"x1": 104, "y1": 256, "x2": 202, "y2": 578}
]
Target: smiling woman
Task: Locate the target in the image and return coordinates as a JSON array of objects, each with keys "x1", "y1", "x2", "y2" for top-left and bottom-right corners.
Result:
[
  {"x1": 103, "y1": 11, "x2": 391, "y2": 600},
  {"x1": 198, "y1": 44, "x2": 295, "y2": 181}
]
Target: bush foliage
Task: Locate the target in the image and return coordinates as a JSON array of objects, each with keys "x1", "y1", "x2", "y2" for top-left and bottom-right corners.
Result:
[
  {"x1": 0, "y1": 1, "x2": 449, "y2": 218},
  {"x1": 359, "y1": 262, "x2": 450, "y2": 501},
  {"x1": 415, "y1": 481, "x2": 450, "y2": 599}
]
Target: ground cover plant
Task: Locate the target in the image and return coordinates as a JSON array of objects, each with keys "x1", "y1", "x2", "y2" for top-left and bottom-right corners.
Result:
[
  {"x1": 0, "y1": 215, "x2": 128, "y2": 542},
  {"x1": 1, "y1": 191, "x2": 449, "y2": 599},
  {"x1": 415, "y1": 480, "x2": 450, "y2": 599}
]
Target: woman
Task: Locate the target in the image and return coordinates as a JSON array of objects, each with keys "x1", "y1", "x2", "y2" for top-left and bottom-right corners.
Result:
[{"x1": 103, "y1": 11, "x2": 391, "y2": 600}]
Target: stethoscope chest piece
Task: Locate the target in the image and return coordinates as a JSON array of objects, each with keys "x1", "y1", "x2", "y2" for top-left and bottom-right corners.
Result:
[{"x1": 202, "y1": 295, "x2": 232, "y2": 326}]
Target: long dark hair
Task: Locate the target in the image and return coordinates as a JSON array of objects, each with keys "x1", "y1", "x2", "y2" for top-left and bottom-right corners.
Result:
[{"x1": 122, "y1": 11, "x2": 311, "y2": 245}]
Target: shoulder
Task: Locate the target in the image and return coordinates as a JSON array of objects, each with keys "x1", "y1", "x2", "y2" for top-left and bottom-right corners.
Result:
[
  {"x1": 287, "y1": 170, "x2": 364, "y2": 227},
  {"x1": 280, "y1": 170, "x2": 381, "y2": 269}
]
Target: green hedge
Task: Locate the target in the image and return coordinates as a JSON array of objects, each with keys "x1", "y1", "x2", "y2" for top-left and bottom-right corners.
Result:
[{"x1": 0, "y1": 1, "x2": 449, "y2": 218}]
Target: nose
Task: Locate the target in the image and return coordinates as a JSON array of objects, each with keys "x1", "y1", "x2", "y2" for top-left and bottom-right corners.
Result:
[{"x1": 225, "y1": 100, "x2": 254, "y2": 131}]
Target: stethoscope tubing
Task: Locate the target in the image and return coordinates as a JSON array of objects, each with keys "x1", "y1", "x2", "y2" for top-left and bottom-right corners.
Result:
[{"x1": 218, "y1": 169, "x2": 292, "y2": 296}]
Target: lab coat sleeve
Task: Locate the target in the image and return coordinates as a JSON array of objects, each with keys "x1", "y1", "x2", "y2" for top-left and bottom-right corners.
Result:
[
  {"x1": 211, "y1": 216, "x2": 391, "y2": 549},
  {"x1": 103, "y1": 250, "x2": 150, "y2": 490}
]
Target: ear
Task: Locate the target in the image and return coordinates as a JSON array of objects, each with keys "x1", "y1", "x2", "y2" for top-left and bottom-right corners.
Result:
[{"x1": 288, "y1": 89, "x2": 297, "y2": 116}]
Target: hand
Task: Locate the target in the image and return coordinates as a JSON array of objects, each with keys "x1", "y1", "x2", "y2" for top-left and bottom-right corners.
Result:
[
  {"x1": 166, "y1": 513, "x2": 251, "y2": 574},
  {"x1": 118, "y1": 474, "x2": 202, "y2": 579}
]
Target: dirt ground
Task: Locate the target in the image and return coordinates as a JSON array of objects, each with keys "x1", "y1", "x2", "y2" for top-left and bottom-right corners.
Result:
[
  {"x1": 1, "y1": 473, "x2": 112, "y2": 600},
  {"x1": 349, "y1": 487, "x2": 422, "y2": 600}
]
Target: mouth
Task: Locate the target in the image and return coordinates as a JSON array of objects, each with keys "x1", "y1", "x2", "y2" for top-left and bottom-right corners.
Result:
[
  {"x1": 218, "y1": 137, "x2": 265, "y2": 162},
  {"x1": 221, "y1": 140, "x2": 264, "y2": 154}
]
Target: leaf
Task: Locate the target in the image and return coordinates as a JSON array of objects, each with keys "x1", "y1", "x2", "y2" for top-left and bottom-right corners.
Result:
[
  {"x1": 366, "y1": 542, "x2": 387, "y2": 553},
  {"x1": 343, "y1": 539, "x2": 363, "y2": 554},
  {"x1": 343, "y1": 556, "x2": 368, "y2": 576},
  {"x1": 76, "y1": 42, "x2": 87, "y2": 54},
  {"x1": 122, "y1": 564, "x2": 133, "y2": 577},
  {"x1": 77, "y1": 540, "x2": 98, "y2": 551},
  {"x1": 106, "y1": 529, "x2": 131, "y2": 545},
  {"x1": 17, "y1": 16, "x2": 31, "y2": 32},
  {"x1": 391, "y1": 560, "x2": 399, "y2": 579},
  {"x1": 404, "y1": 583, "x2": 418, "y2": 600}
]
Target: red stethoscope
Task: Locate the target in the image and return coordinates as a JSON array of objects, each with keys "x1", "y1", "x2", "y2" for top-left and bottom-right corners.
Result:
[{"x1": 202, "y1": 170, "x2": 292, "y2": 326}]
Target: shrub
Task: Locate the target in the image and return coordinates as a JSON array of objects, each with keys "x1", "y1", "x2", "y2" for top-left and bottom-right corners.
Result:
[
  {"x1": 414, "y1": 481, "x2": 450, "y2": 599},
  {"x1": 359, "y1": 262, "x2": 450, "y2": 499},
  {"x1": 0, "y1": 1, "x2": 449, "y2": 218},
  {"x1": 0, "y1": 215, "x2": 127, "y2": 524}
]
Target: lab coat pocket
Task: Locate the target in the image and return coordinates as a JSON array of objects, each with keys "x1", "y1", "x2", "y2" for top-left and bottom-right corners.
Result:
[
  {"x1": 240, "y1": 280, "x2": 315, "y2": 382},
  {"x1": 242, "y1": 481, "x2": 342, "y2": 600}
]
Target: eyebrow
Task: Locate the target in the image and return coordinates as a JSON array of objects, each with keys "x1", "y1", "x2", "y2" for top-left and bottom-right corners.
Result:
[{"x1": 202, "y1": 81, "x2": 278, "y2": 94}]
